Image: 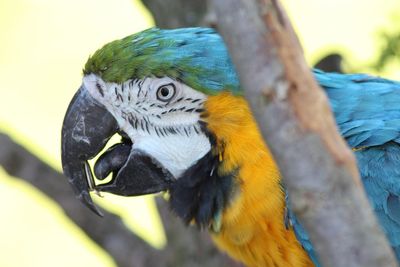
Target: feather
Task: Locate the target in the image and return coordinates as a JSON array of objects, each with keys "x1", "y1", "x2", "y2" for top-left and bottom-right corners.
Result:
[{"x1": 84, "y1": 28, "x2": 240, "y2": 95}]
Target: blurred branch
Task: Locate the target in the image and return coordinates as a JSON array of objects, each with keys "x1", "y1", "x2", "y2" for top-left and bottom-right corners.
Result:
[
  {"x1": 0, "y1": 132, "x2": 239, "y2": 267},
  {"x1": 140, "y1": 0, "x2": 215, "y2": 28},
  {"x1": 211, "y1": 0, "x2": 397, "y2": 266}
]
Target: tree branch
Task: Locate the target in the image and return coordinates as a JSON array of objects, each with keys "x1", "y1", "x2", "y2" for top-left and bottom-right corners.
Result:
[
  {"x1": 0, "y1": 132, "x2": 240, "y2": 267},
  {"x1": 141, "y1": 0, "x2": 214, "y2": 28},
  {"x1": 210, "y1": 0, "x2": 397, "y2": 266}
]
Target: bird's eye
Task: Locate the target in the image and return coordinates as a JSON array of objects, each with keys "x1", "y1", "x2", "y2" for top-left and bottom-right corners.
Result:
[{"x1": 156, "y1": 83, "x2": 176, "y2": 102}]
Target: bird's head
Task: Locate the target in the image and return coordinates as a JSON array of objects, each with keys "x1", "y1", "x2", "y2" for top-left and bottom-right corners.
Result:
[{"x1": 62, "y1": 28, "x2": 247, "y2": 229}]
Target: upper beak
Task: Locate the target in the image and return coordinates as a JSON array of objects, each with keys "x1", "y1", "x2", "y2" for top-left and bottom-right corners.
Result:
[
  {"x1": 61, "y1": 84, "x2": 172, "y2": 216},
  {"x1": 61, "y1": 86, "x2": 118, "y2": 216}
]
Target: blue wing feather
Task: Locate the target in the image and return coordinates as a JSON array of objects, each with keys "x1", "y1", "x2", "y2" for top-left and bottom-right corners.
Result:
[
  {"x1": 315, "y1": 69, "x2": 400, "y2": 147},
  {"x1": 288, "y1": 69, "x2": 400, "y2": 266}
]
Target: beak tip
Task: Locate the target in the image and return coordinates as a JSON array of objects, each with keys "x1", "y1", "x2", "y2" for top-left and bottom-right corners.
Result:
[{"x1": 78, "y1": 190, "x2": 104, "y2": 217}]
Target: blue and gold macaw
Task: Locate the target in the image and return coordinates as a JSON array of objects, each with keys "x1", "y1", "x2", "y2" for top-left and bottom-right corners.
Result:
[{"x1": 61, "y1": 28, "x2": 400, "y2": 267}]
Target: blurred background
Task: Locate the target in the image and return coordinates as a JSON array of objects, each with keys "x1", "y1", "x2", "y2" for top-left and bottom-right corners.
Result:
[{"x1": 0, "y1": 0, "x2": 399, "y2": 266}]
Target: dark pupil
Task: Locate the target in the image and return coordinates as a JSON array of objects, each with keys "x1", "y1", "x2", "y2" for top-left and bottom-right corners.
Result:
[{"x1": 160, "y1": 87, "x2": 170, "y2": 97}]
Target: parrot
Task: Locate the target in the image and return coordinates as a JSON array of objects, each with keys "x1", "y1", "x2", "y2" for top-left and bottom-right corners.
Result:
[{"x1": 61, "y1": 27, "x2": 400, "y2": 267}]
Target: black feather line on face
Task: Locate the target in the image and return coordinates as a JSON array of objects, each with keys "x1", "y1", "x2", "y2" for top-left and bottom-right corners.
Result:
[{"x1": 168, "y1": 123, "x2": 237, "y2": 229}]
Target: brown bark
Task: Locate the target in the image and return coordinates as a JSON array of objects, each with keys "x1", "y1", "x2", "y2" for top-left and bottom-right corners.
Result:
[
  {"x1": 210, "y1": 0, "x2": 397, "y2": 266},
  {"x1": 0, "y1": 133, "x2": 240, "y2": 267}
]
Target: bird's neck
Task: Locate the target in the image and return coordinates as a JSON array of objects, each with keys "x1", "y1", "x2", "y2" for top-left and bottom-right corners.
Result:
[{"x1": 203, "y1": 92, "x2": 313, "y2": 267}]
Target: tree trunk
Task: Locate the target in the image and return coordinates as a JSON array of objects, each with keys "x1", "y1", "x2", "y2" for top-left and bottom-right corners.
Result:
[{"x1": 210, "y1": 0, "x2": 397, "y2": 266}]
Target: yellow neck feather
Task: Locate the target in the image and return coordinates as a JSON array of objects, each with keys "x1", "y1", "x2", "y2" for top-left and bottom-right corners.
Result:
[{"x1": 203, "y1": 92, "x2": 314, "y2": 267}]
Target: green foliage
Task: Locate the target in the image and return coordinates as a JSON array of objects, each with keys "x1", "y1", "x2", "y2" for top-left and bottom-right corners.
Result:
[{"x1": 374, "y1": 30, "x2": 400, "y2": 72}]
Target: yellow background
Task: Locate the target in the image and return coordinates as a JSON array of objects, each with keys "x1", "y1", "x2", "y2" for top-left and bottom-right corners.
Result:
[{"x1": 0, "y1": 0, "x2": 399, "y2": 266}]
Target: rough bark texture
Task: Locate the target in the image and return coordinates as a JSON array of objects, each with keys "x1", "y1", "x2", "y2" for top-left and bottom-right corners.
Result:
[
  {"x1": 0, "y1": 133, "x2": 240, "y2": 267},
  {"x1": 211, "y1": 0, "x2": 398, "y2": 266}
]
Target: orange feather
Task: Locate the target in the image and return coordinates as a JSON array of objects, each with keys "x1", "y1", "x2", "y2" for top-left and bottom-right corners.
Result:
[{"x1": 203, "y1": 92, "x2": 314, "y2": 267}]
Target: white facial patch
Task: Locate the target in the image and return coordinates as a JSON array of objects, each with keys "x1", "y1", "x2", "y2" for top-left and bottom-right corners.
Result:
[{"x1": 83, "y1": 74, "x2": 211, "y2": 178}]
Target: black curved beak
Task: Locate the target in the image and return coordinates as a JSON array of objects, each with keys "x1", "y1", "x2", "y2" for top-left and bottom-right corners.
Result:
[
  {"x1": 61, "y1": 86, "x2": 118, "y2": 216},
  {"x1": 61, "y1": 85, "x2": 172, "y2": 216}
]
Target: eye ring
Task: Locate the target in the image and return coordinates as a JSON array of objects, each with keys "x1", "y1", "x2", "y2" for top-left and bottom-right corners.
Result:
[{"x1": 156, "y1": 83, "x2": 176, "y2": 102}]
